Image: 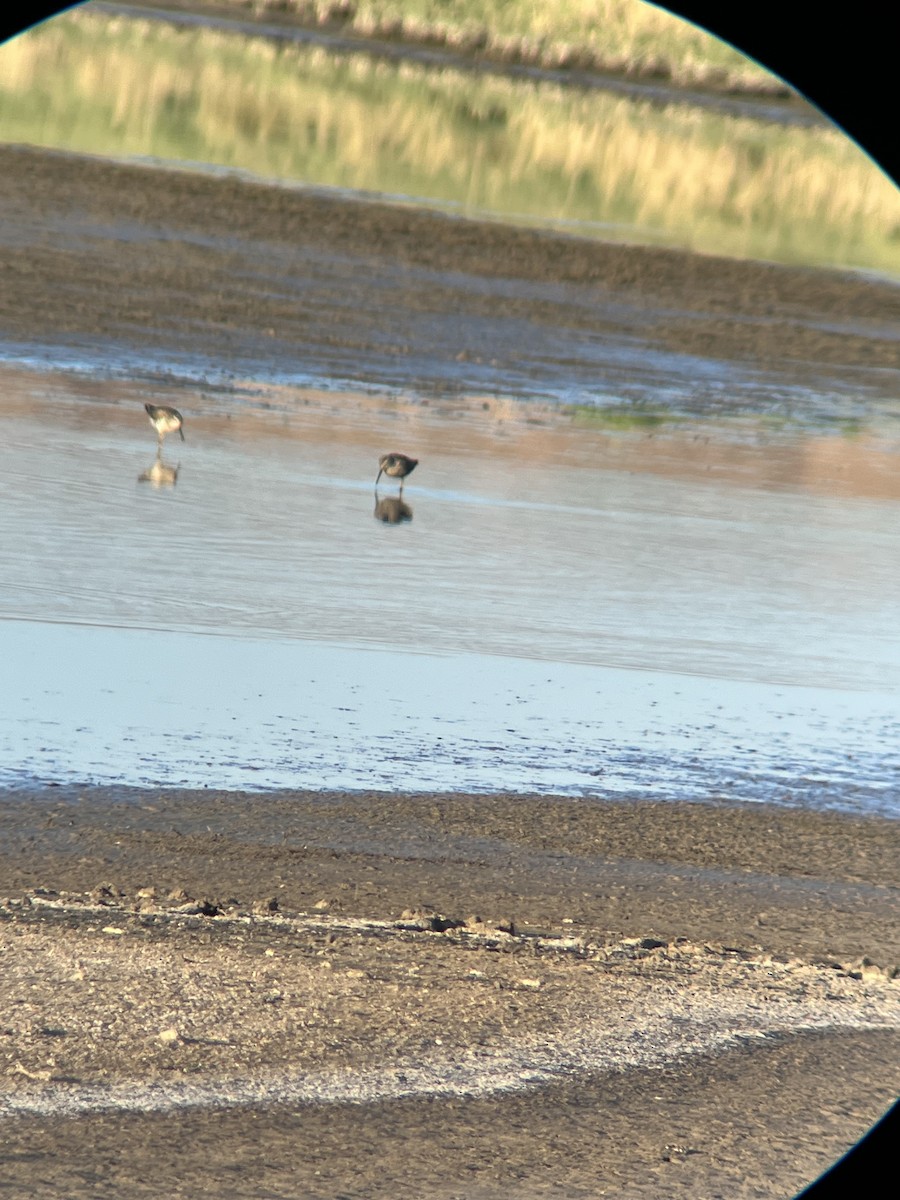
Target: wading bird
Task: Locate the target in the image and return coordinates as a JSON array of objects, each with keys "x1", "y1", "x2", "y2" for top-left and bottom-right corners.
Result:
[
  {"x1": 144, "y1": 403, "x2": 185, "y2": 447},
  {"x1": 375, "y1": 452, "x2": 418, "y2": 492}
]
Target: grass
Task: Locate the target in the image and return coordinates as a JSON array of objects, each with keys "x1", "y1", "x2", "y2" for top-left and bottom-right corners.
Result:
[
  {"x1": 142, "y1": 0, "x2": 789, "y2": 94},
  {"x1": 3, "y1": 7, "x2": 899, "y2": 273},
  {"x1": 567, "y1": 403, "x2": 671, "y2": 429}
]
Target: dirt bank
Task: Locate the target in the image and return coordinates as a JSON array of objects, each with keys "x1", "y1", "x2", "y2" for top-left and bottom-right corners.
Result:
[
  {"x1": 1, "y1": 788, "x2": 898, "y2": 1197},
  {"x1": 1, "y1": 143, "x2": 898, "y2": 412}
]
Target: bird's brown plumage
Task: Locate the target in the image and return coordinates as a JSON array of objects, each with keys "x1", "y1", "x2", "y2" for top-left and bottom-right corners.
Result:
[
  {"x1": 376, "y1": 453, "x2": 418, "y2": 489},
  {"x1": 145, "y1": 403, "x2": 185, "y2": 443}
]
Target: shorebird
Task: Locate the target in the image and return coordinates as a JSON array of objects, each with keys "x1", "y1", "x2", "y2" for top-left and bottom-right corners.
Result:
[
  {"x1": 145, "y1": 403, "x2": 185, "y2": 446},
  {"x1": 376, "y1": 453, "x2": 418, "y2": 492}
]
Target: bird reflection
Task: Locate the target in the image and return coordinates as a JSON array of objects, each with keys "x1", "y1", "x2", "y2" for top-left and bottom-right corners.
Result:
[
  {"x1": 139, "y1": 451, "x2": 179, "y2": 488},
  {"x1": 374, "y1": 496, "x2": 413, "y2": 524}
]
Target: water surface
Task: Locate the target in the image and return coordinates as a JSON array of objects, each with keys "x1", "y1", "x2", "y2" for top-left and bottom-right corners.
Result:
[
  {"x1": 0, "y1": 7, "x2": 898, "y2": 815},
  {"x1": 2, "y1": 367, "x2": 897, "y2": 813}
]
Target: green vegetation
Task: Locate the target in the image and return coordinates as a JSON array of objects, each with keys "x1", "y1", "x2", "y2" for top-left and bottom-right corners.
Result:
[
  {"x1": 567, "y1": 404, "x2": 671, "y2": 429},
  {"x1": 171, "y1": 0, "x2": 788, "y2": 94},
  {"x1": 3, "y1": 7, "x2": 898, "y2": 273}
]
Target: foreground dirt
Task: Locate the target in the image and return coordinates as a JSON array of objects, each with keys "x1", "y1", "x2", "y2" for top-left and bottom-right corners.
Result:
[{"x1": 1, "y1": 788, "x2": 898, "y2": 1198}]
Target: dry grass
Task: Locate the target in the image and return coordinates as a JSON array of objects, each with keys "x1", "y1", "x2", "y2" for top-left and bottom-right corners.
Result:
[
  {"x1": 3, "y1": 8, "x2": 899, "y2": 271},
  {"x1": 165, "y1": 0, "x2": 789, "y2": 93}
]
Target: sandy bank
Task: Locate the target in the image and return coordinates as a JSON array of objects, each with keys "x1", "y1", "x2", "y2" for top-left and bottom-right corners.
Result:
[
  {"x1": 1, "y1": 142, "x2": 898, "y2": 407},
  {"x1": 1, "y1": 788, "x2": 897, "y2": 1197}
]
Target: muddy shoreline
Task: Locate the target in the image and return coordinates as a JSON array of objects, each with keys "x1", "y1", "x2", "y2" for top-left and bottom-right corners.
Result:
[
  {"x1": 2, "y1": 788, "x2": 898, "y2": 1197},
  {"x1": 1, "y1": 138, "x2": 899, "y2": 1195},
  {"x1": 1, "y1": 142, "x2": 899, "y2": 414},
  {"x1": 4, "y1": 787, "x2": 900, "y2": 962}
]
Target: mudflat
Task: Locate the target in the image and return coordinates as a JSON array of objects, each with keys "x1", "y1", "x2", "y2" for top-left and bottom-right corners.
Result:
[
  {"x1": 1, "y1": 138, "x2": 899, "y2": 1197},
  {"x1": 1, "y1": 142, "x2": 899, "y2": 403},
  {"x1": 1, "y1": 787, "x2": 898, "y2": 1198}
]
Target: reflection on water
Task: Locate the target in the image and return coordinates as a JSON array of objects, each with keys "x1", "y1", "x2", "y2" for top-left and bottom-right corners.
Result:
[
  {"x1": 1, "y1": 7, "x2": 898, "y2": 273},
  {"x1": 1, "y1": 367, "x2": 898, "y2": 814},
  {"x1": 374, "y1": 496, "x2": 413, "y2": 524},
  {"x1": 138, "y1": 453, "x2": 179, "y2": 487}
]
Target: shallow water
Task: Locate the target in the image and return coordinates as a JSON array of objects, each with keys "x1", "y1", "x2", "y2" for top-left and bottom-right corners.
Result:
[
  {"x1": 0, "y1": 7, "x2": 898, "y2": 815},
  {"x1": 2, "y1": 366, "x2": 898, "y2": 814}
]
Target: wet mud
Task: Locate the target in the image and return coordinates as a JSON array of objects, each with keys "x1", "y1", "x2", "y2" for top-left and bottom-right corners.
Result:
[
  {"x1": 1, "y1": 143, "x2": 899, "y2": 412},
  {"x1": 1, "y1": 788, "x2": 898, "y2": 1197},
  {"x1": 1, "y1": 139, "x2": 899, "y2": 1196}
]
